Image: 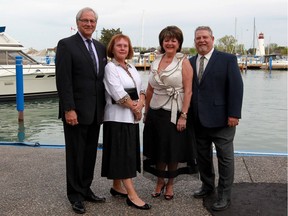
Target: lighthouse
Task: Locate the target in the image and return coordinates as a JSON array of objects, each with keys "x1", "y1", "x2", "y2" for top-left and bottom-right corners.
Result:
[{"x1": 256, "y1": 32, "x2": 265, "y2": 56}]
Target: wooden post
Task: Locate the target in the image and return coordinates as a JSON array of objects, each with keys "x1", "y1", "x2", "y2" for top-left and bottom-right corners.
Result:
[{"x1": 144, "y1": 57, "x2": 147, "y2": 71}]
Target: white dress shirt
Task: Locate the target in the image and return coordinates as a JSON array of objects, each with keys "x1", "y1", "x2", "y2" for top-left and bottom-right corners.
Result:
[{"x1": 197, "y1": 48, "x2": 214, "y2": 76}]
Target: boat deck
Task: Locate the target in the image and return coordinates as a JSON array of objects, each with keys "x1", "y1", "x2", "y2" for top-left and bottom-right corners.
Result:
[{"x1": 134, "y1": 63, "x2": 151, "y2": 71}]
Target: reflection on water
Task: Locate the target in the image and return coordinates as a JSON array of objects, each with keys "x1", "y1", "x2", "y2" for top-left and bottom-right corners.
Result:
[
  {"x1": 235, "y1": 70, "x2": 287, "y2": 153},
  {"x1": 0, "y1": 97, "x2": 64, "y2": 144},
  {"x1": 0, "y1": 70, "x2": 287, "y2": 154},
  {"x1": 17, "y1": 121, "x2": 25, "y2": 142}
]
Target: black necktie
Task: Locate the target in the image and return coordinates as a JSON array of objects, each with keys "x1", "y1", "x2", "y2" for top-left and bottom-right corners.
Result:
[
  {"x1": 198, "y1": 56, "x2": 205, "y2": 82},
  {"x1": 86, "y1": 39, "x2": 97, "y2": 73}
]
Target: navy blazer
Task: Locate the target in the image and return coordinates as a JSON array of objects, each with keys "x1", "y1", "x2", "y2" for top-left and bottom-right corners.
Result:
[
  {"x1": 56, "y1": 33, "x2": 107, "y2": 125},
  {"x1": 189, "y1": 49, "x2": 243, "y2": 128}
]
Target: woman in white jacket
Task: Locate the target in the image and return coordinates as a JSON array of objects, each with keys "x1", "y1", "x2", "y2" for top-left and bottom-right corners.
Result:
[{"x1": 101, "y1": 34, "x2": 151, "y2": 210}]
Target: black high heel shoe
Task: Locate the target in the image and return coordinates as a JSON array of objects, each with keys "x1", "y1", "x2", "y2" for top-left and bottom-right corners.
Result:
[
  {"x1": 126, "y1": 197, "x2": 151, "y2": 210},
  {"x1": 164, "y1": 185, "x2": 174, "y2": 200},
  {"x1": 110, "y1": 188, "x2": 128, "y2": 198},
  {"x1": 151, "y1": 184, "x2": 165, "y2": 198},
  {"x1": 164, "y1": 194, "x2": 174, "y2": 200}
]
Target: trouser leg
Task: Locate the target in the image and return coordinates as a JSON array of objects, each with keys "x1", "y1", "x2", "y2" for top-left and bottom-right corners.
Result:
[{"x1": 213, "y1": 126, "x2": 236, "y2": 199}]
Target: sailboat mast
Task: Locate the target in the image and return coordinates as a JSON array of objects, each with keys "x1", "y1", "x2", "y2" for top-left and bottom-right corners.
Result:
[
  {"x1": 140, "y1": 10, "x2": 145, "y2": 51},
  {"x1": 253, "y1": 17, "x2": 256, "y2": 55},
  {"x1": 234, "y1": 17, "x2": 237, "y2": 53}
]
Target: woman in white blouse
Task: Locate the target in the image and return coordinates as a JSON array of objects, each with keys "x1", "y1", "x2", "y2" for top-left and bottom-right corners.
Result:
[{"x1": 101, "y1": 34, "x2": 151, "y2": 210}]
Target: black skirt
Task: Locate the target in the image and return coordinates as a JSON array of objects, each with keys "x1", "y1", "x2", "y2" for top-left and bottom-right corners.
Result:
[
  {"x1": 143, "y1": 108, "x2": 198, "y2": 179},
  {"x1": 101, "y1": 121, "x2": 141, "y2": 179}
]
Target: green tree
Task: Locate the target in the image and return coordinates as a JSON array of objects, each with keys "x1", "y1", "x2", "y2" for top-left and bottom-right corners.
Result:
[
  {"x1": 215, "y1": 35, "x2": 237, "y2": 53},
  {"x1": 265, "y1": 43, "x2": 288, "y2": 56},
  {"x1": 279, "y1": 47, "x2": 288, "y2": 55},
  {"x1": 266, "y1": 43, "x2": 278, "y2": 54},
  {"x1": 247, "y1": 48, "x2": 256, "y2": 56},
  {"x1": 181, "y1": 47, "x2": 191, "y2": 55},
  {"x1": 99, "y1": 28, "x2": 122, "y2": 47},
  {"x1": 187, "y1": 47, "x2": 196, "y2": 56},
  {"x1": 236, "y1": 44, "x2": 245, "y2": 55}
]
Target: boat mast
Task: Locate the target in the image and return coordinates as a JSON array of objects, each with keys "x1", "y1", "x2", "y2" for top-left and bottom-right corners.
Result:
[
  {"x1": 234, "y1": 17, "x2": 237, "y2": 53},
  {"x1": 253, "y1": 17, "x2": 256, "y2": 55},
  {"x1": 140, "y1": 10, "x2": 145, "y2": 52}
]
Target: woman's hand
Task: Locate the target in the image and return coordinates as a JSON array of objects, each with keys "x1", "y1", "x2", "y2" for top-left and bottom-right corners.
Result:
[
  {"x1": 131, "y1": 100, "x2": 145, "y2": 121},
  {"x1": 177, "y1": 116, "x2": 186, "y2": 132}
]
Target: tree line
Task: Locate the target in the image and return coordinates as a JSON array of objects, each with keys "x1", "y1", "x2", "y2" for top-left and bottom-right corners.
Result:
[{"x1": 99, "y1": 28, "x2": 287, "y2": 56}]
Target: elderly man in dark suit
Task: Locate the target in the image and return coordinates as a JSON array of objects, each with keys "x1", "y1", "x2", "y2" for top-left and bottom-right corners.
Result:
[
  {"x1": 56, "y1": 7, "x2": 107, "y2": 214},
  {"x1": 188, "y1": 26, "x2": 243, "y2": 211}
]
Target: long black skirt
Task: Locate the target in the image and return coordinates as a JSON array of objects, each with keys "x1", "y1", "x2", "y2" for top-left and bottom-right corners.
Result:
[
  {"x1": 101, "y1": 121, "x2": 141, "y2": 179},
  {"x1": 143, "y1": 108, "x2": 198, "y2": 180}
]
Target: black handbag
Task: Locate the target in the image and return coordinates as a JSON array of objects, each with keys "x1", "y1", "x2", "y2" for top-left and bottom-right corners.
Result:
[
  {"x1": 112, "y1": 88, "x2": 139, "y2": 104},
  {"x1": 125, "y1": 88, "x2": 139, "y2": 100}
]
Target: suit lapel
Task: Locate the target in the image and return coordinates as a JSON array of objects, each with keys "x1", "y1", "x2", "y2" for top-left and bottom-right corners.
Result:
[
  {"x1": 93, "y1": 40, "x2": 103, "y2": 77},
  {"x1": 200, "y1": 50, "x2": 218, "y2": 83},
  {"x1": 190, "y1": 55, "x2": 199, "y2": 86},
  {"x1": 75, "y1": 33, "x2": 97, "y2": 76}
]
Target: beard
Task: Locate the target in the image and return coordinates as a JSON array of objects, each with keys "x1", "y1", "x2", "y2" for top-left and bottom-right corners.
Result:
[{"x1": 197, "y1": 45, "x2": 209, "y2": 55}]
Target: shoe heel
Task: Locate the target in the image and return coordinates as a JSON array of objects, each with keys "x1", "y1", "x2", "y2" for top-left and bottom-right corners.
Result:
[
  {"x1": 126, "y1": 197, "x2": 151, "y2": 210},
  {"x1": 151, "y1": 184, "x2": 165, "y2": 198},
  {"x1": 110, "y1": 188, "x2": 128, "y2": 198},
  {"x1": 126, "y1": 198, "x2": 132, "y2": 206},
  {"x1": 164, "y1": 194, "x2": 174, "y2": 200}
]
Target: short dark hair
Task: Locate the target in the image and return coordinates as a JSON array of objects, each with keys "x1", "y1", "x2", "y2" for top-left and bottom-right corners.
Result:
[
  {"x1": 107, "y1": 34, "x2": 134, "y2": 59},
  {"x1": 158, "y1": 26, "x2": 183, "y2": 53}
]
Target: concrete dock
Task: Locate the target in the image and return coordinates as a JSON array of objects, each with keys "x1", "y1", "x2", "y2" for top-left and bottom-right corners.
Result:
[{"x1": 1, "y1": 146, "x2": 287, "y2": 216}]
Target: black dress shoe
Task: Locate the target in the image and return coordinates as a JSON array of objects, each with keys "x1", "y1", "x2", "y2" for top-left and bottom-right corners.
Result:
[
  {"x1": 211, "y1": 198, "x2": 231, "y2": 211},
  {"x1": 193, "y1": 189, "x2": 214, "y2": 198},
  {"x1": 110, "y1": 188, "x2": 128, "y2": 197},
  {"x1": 72, "y1": 201, "x2": 85, "y2": 214},
  {"x1": 164, "y1": 194, "x2": 174, "y2": 200},
  {"x1": 85, "y1": 194, "x2": 106, "y2": 203},
  {"x1": 151, "y1": 184, "x2": 165, "y2": 198},
  {"x1": 126, "y1": 197, "x2": 151, "y2": 210}
]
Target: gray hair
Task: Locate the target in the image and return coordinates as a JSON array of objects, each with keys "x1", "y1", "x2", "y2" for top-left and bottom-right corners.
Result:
[
  {"x1": 76, "y1": 7, "x2": 98, "y2": 21},
  {"x1": 194, "y1": 26, "x2": 213, "y2": 37}
]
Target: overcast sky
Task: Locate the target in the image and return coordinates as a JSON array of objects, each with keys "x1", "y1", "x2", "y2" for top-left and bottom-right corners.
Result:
[{"x1": 1, "y1": 0, "x2": 287, "y2": 51}]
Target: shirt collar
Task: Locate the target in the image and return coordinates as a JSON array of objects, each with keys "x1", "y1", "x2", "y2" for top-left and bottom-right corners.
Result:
[
  {"x1": 78, "y1": 31, "x2": 92, "y2": 43},
  {"x1": 199, "y1": 48, "x2": 214, "y2": 61},
  {"x1": 112, "y1": 58, "x2": 131, "y2": 68}
]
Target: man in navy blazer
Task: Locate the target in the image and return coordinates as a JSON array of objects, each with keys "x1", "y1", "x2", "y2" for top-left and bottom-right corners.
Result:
[
  {"x1": 56, "y1": 7, "x2": 107, "y2": 214},
  {"x1": 188, "y1": 26, "x2": 243, "y2": 211}
]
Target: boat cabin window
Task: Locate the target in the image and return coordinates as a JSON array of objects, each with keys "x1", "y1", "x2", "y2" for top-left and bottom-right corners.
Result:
[{"x1": 0, "y1": 50, "x2": 39, "y2": 65}]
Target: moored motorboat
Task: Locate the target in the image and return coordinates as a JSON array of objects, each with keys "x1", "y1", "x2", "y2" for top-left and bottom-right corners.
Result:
[
  {"x1": 261, "y1": 55, "x2": 288, "y2": 70},
  {"x1": 0, "y1": 27, "x2": 57, "y2": 102}
]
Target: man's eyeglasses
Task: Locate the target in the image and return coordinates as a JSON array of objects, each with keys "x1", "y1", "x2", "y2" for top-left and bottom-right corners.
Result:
[{"x1": 79, "y1": 19, "x2": 96, "y2": 24}]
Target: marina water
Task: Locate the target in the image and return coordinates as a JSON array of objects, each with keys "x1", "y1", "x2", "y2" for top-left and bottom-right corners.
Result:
[{"x1": 0, "y1": 69, "x2": 287, "y2": 154}]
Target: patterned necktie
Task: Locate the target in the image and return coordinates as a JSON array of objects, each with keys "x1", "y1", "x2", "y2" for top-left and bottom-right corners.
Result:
[
  {"x1": 86, "y1": 39, "x2": 97, "y2": 73},
  {"x1": 198, "y1": 56, "x2": 205, "y2": 82}
]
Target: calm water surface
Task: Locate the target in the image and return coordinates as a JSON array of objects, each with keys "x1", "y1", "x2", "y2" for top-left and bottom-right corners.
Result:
[{"x1": 0, "y1": 70, "x2": 287, "y2": 154}]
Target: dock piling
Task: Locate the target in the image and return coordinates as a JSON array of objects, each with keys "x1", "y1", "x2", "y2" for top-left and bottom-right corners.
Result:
[{"x1": 16, "y1": 56, "x2": 24, "y2": 122}]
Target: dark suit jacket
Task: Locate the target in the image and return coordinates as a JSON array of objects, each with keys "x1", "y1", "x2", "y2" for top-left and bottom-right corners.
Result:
[
  {"x1": 189, "y1": 49, "x2": 243, "y2": 128},
  {"x1": 56, "y1": 33, "x2": 107, "y2": 125}
]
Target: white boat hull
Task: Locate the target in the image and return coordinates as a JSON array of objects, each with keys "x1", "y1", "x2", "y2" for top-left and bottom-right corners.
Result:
[
  {"x1": 261, "y1": 60, "x2": 288, "y2": 70},
  {"x1": 0, "y1": 30, "x2": 57, "y2": 102},
  {"x1": 0, "y1": 65, "x2": 57, "y2": 101}
]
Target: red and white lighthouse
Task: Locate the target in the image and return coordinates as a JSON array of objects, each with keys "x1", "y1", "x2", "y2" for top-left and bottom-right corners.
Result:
[{"x1": 256, "y1": 32, "x2": 265, "y2": 56}]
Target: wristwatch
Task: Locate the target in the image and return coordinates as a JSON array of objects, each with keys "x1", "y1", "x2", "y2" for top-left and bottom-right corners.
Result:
[{"x1": 180, "y1": 112, "x2": 187, "y2": 119}]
